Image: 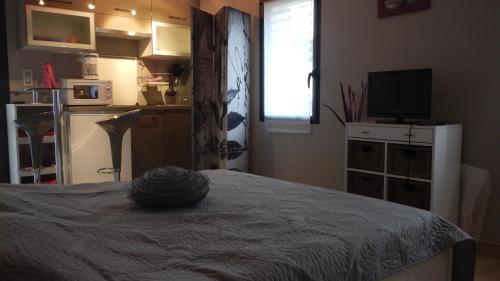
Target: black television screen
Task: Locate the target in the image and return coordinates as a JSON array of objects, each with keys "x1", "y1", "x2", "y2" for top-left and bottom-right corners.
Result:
[{"x1": 367, "y1": 69, "x2": 432, "y2": 119}]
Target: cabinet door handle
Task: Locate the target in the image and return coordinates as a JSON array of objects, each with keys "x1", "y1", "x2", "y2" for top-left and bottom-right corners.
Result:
[
  {"x1": 361, "y1": 130, "x2": 370, "y2": 134},
  {"x1": 169, "y1": 16, "x2": 187, "y2": 21},
  {"x1": 137, "y1": 116, "x2": 157, "y2": 127},
  {"x1": 404, "y1": 133, "x2": 414, "y2": 137}
]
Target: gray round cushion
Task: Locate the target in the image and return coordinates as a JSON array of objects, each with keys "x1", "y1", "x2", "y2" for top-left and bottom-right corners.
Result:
[{"x1": 129, "y1": 166, "x2": 209, "y2": 209}]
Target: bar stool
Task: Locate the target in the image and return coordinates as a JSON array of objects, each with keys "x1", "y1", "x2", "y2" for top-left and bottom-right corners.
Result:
[
  {"x1": 14, "y1": 112, "x2": 54, "y2": 184},
  {"x1": 96, "y1": 109, "x2": 141, "y2": 182}
]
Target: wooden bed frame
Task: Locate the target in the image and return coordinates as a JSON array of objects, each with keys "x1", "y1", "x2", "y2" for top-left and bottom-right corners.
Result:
[
  {"x1": 385, "y1": 239, "x2": 476, "y2": 281},
  {"x1": 384, "y1": 250, "x2": 451, "y2": 281}
]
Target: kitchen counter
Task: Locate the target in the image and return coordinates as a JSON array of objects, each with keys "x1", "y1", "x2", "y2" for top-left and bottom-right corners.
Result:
[
  {"x1": 64, "y1": 105, "x2": 191, "y2": 113},
  {"x1": 62, "y1": 104, "x2": 193, "y2": 179}
]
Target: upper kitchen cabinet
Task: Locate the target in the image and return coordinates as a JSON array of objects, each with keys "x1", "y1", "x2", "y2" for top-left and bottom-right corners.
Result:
[
  {"x1": 95, "y1": 0, "x2": 150, "y2": 20},
  {"x1": 19, "y1": 3, "x2": 96, "y2": 51},
  {"x1": 152, "y1": 0, "x2": 200, "y2": 25},
  {"x1": 94, "y1": 0, "x2": 152, "y2": 39},
  {"x1": 139, "y1": 22, "x2": 191, "y2": 60},
  {"x1": 138, "y1": 0, "x2": 199, "y2": 60},
  {"x1": 24, "y1": 0, "x2": 92, "y2": 11}
]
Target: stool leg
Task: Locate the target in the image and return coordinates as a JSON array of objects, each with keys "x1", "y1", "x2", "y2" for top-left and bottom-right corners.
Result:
[
  {"x1": 14, "y1": 112, "x2": 54, "y2": 185},
  {"x1": 26, "y1": 132, "x2": 45, "y2": 184},
  {"x1": 96, "y1": 109, "x2": 141, "y2": 182},
  {"x1": 33, "y1": 168, "x2": 41, "y2": 184},
  {"x1": 113, "y1": 169, "x2": 121, "y2": 182}
]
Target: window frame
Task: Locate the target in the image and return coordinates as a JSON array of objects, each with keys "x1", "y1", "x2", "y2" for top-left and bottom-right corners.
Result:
[{"x1": 259, "y1": 0, "x2": 321, "y2": 124}]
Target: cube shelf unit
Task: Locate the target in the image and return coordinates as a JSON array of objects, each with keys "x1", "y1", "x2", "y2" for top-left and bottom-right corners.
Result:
[
  {"x1": 345, "y1": 122, "x2": 462, "y2": 223},
  {"x1": 6, "y1": 104, "x2": 57, "y2": 184}
]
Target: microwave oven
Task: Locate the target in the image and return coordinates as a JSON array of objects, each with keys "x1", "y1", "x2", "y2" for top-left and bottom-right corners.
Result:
[{"x1": 59, "y1": 79, "x2": 112, "y2": 105}]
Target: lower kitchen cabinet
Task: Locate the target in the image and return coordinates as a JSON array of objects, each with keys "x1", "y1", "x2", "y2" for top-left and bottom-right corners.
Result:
[
  {"x1": 131, "y1": 109, "x2": 192, "y2": 178},
  {"x1": 164, "y1": 110, "x2": 192, "y2": 171},
  {"x1": 131, "y1": 112, "x2": 166, "y2": 178}
]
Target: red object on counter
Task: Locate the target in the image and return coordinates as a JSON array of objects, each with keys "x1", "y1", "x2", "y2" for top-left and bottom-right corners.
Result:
[
  {"x1": 17, "y1": 129, "x2": 27, "y2": 137},
  {"x1": 18, "y1": 128, "x2": 54, "y2": 137},
  {"x1": 42, "y1": 63, "x2": 56, "y2": 89},
  {"x1": 42, "y1": 179, "x2": 57, "y2": 184}
]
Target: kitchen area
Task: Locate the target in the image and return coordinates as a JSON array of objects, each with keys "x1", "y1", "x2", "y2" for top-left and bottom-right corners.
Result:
[{"x1": 4, "y1": 0, "x2": 199, "y2": 184}]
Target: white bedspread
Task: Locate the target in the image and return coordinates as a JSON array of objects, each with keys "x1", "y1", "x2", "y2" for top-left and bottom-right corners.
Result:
[{"x1": 0, "y1": 170, "x2": 470, "y2": 281}]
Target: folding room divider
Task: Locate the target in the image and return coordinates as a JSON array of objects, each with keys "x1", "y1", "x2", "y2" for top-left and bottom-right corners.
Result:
[{"x1": 192, "y1": 7, "x2": 250, "y2": 172}]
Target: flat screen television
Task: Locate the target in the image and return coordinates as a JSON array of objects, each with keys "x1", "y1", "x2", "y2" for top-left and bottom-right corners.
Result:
[{"x1": 367, "y1": 68, "x2": 432, "y2": 121}]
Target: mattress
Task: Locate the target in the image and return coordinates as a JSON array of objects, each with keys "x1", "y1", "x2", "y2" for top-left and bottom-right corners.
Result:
[{"x1": 0, "y1": 170, "x2": 474, "y2": 281}]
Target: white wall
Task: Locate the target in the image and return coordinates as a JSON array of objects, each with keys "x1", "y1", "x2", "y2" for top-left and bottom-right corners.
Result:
[{"x1": 250, "y1": 0, "x2": 500, "y2": 243}]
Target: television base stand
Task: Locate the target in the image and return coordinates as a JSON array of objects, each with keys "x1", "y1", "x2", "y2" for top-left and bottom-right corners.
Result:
[
  {"x1": 375, "y1": 119, "x2": 414, "y2": 125},
  {"x1": 375, "y1": 120, "x2": 447, "y2": 126}
]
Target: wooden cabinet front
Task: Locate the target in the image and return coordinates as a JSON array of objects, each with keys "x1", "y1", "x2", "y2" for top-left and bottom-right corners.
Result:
[
  {"x1": 347, "y1": 171, "x2": 384, "y2": 200},
  {"x1": 131, "y1": 109, "x2": 192, "y2": 178},
  {"x1": 95, "y1": 0, "x2": 151, "y2": 20},
  {"x1": 387, "y1": 178, "x2": 431, "y2": 211},
  {"x1": 131, "y1": 112, "x2": 165, "y2": 178},
  {"x1": 25, "y1": 0, "x2": 90, "y2": 11},
  {"x1": 164, "y1": 110, "x2": 192, "y2": 170},
  {"x1": 152, "y1": 0, "x2": 200, "y2": 25}
]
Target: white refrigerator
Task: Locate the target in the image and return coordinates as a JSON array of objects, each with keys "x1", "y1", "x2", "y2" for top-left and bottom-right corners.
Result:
[{"x1": 64, "y1": 113, "x2": 132, "y2": 184}]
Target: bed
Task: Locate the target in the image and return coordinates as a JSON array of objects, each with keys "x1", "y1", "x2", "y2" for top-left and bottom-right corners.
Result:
[{"x1": 0, "y1": 170, "x2": 475, "y2": 281}]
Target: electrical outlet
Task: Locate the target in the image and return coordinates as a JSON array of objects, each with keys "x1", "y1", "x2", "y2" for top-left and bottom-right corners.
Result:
[{"x1": 22, "y1": 69, "x2": 33, "y2": 87}]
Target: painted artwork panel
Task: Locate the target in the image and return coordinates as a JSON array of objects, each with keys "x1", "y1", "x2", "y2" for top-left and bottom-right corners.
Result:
[
  {"x1": 192, "y1": 8, "x2": 219, "y2": 170},
  {"x1": 225, "y1": 8, "x2": 251, "y2": 172}
]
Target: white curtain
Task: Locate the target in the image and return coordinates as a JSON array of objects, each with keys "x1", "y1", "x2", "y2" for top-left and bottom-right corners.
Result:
[{"x1": 263, "y1": 0, "x2": 314, "y2": 134}]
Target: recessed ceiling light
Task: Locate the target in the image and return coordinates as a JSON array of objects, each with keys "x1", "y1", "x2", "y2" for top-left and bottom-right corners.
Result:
[
  {"x1": 88, "y1": 3, "x2": 95, "y2": 10},
  {"x1": 38, "y1": 0, "x2": 45, "y2": 5},
  {"x1": 130, "y1": 9, "x2": 137, "y2": 16},
  {"x1": 127, "y1": 31, "x2": 136, "y2": 36}
]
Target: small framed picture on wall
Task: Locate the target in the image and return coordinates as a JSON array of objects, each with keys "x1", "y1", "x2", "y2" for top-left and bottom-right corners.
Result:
[{"x1": 378, "y1": 0, "x2": 431, "y2": 18}]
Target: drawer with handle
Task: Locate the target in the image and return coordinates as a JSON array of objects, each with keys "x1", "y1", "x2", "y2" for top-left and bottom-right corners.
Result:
[
  {"x1": 348, "y1": 140, "x2": 385, "y2": 172},
  {"x1": 348, "y1": 125, "x2": 434, "y2": 143},
  {"x1": 387, "y1": 144, "x2": 432, "y2": 179},
  {"x1": 387, "y1": 177, "x2": 431, "y2": 211},
  {"x1": 135, "y1": 114, "x2": 161, "y2": 127},
  {"x1": 347, "y1": 171, "x2": 384, "y2": 199}
]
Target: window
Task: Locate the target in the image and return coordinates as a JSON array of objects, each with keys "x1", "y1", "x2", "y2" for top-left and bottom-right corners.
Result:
[{"x1": 260, "y1": 0, "x2": 320, "y2": 123}]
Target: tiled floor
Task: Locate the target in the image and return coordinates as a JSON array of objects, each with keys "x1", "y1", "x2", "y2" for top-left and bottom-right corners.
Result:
[{"x1": 476, "y1": 254, "x2": 500, "y2": 281}]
